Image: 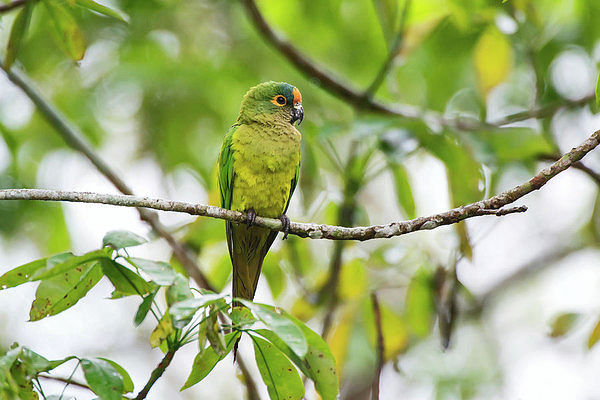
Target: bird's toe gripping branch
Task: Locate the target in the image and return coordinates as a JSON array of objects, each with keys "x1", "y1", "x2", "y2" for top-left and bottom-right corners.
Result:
[
  {"x1": 279, "y1": 214, "x2": 291, "y2": 240},
  {"x1": 246, "y1": 208, "x2": 257, "y2": 227}
]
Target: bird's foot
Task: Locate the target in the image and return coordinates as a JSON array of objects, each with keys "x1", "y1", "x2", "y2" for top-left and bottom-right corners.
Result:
[
  {"x1": 246, "y1": 208, "x2": 256, "y2": 227},
  {"x1": 279, "y1": 214, "x2": 291, "y2": 240}
]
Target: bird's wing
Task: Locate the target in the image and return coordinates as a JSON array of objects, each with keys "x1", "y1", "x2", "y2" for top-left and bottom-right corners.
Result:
[
  {"x1": 283, "y1": 158, "x2": 301, "y2": 214},
  {"x1": 219, "y1": 124, "x2": 238, "y2": 259}
]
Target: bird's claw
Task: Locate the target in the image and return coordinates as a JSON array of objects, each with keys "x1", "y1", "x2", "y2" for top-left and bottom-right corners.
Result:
[
  {"x1": 279, "y1": 214, "x2": 291, "y2": 240},
  {"x1": 246, "y1": 208, "x2": 256, "y2": 227}
]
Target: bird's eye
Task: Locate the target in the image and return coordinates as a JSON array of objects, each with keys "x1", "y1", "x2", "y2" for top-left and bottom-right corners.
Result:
[{"x1": 271, "y1": 95, "x2": 287, "y2": 106}]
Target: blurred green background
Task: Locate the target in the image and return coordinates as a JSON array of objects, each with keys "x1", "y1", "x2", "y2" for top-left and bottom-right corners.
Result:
[{"x1": 1, "y1": 0, "x2": 600, "y2": 398}]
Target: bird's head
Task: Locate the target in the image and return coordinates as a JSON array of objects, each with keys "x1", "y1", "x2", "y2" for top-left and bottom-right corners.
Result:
[{"x1": 237, "y1": 81, "x2": 303, "y2": 126}]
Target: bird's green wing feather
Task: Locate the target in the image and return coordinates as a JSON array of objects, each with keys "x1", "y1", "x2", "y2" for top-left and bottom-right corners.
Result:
[
  {"x1": 218, "y1": 124, "x2": 237, "y2": 210},
  {"x1": 219, "y1": 124, "x2": 238, "y2": 260},
  {"x1": 283, "y1": 160, "x2": 300, "y2": 214}
]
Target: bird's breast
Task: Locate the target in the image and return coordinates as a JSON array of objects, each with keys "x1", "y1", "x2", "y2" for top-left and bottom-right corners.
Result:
[{"x1": 230, "y1": 124, "x2": 300, "y2": 217}]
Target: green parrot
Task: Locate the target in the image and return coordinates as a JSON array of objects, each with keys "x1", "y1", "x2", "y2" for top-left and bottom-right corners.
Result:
[{"x1": 218, "y1": 81, "x2": 303, "y2": 304}]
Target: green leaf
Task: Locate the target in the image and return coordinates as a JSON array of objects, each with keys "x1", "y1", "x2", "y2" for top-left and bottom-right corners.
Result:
[
  {"x1": 205, "y1": 310, "x2": 226, "y2": 356},
  {"x1": 181, "y1": 332, "x2": 240, "y2": 390},
  {"x1": 596, "y1": 71, "x2": 600, "y2": 108},
  {"x1": 97, "y1": 358, "x2": 134, "y2": 393},
  {"x1": 0, "y1": 258, "x2": 47, "y2": 290},
  {"x1": 5, "y1": 0, "x2": 35, "y2": 69},
  {"x1": 473, "y1": 26, "x2": 512, "y2": 95},
  {"x1": 166, "y1": 274, "x2": 193, "y2": 307},
  {"x1": 549, "y1": 312, "x2": 581, "y2": 338},
  {"x1": 100, "y1": 259, "x2": 153, "y2": 298},
  {"x1": 18, "y1": 347, "x2": 52, "y2": 377},
  {"x1": 150, "y1": 312, "x2": 174, "y2": 348},
  {"x1": 32, "y1": 249, "x2": 110, "y2": 280},
  {"x1": 127, "y1": 257, "x2": 177, "y2": 286},
  {"x1": 102, "y1": 230, "x2": 147, "y2": 249},
  {"x1": 0, "y1": 347, "x2": 21, "y2": 372},
  {"x1": 240, "y1": 301, "x2": 307, "y2": 359},
  {"x1": 134, "y1": 290, "x2": 158, "y2": 326},
  {"x1": 169, "y1": 294, "x2": 227, "y2": 329},
  {"x1": 404, "y1": 267, "x2": 435, "y2": 338},
  {"x1": 29, "y1": 261, "x2": 103, "y2": 321},
  {"x1": 588, "y1": 316, "x2": 600, "y2": 349},
  {"x1": 254, "y1": 317, "x2": 339, "y2": 400},
  {"x1": 81, "y1": 358, "x2": 125, "y2": 400},
  {"x1": 388, "y1": 161, "x2": 416, "y2": 219},
  {"x1": 252, "y1": 336, "x2": 304, "y2": 400},
  {"x1": 74, "y1": 0, "x2": 129, "y2": 22},
  {"x1": 43, "y1": 0, "x2": 86, "y2": 61}
]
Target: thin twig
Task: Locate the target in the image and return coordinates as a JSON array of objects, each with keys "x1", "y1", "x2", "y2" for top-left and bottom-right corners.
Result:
[
  {"x1": 0, "y1": 59, "x2": 213, "y2": 291},
  {"x1": 38, "y1": 374, "x2": 91, "y2": 392},
  {"x1": 0, "y1": 0, "x2": 26, "y2": 13},
  {"x1": 365, "y1": 0, "x2": 411, "y2": 97},
  {"x1": 134, "y1": 349, "x2": 176, "y2": 400},
  {"x1": 370, "y1": 293, "x2": 384, "y2": 400},
  {"x1": 240, "y1": 0, "x2": 593, "y2": 131}
]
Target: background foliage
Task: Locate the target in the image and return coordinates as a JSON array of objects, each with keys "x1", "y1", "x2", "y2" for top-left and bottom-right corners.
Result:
[{"x1": 1, "y1": 0, "x2": 600, "y2": 399}]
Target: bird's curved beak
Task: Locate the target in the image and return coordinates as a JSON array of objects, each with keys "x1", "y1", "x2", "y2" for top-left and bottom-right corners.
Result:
[{"x1": 291, "y1": 103, "x2": 304, "y2": 125}]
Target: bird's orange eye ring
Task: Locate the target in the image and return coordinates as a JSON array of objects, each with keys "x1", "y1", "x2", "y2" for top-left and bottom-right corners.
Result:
[{"x1": 271, "y1": 95, "x2": 287, "y2": 106}]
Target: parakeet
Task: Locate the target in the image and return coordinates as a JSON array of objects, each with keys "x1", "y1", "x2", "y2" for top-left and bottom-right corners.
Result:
[{"x1": 218, "y1": 81, "x2": 303, "y2": 304}]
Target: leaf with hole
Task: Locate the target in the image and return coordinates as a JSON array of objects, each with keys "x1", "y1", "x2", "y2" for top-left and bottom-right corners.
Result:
[
  {"x1": 29, "y1": 261, "x2": 103, "y2": 321},
  {"x1": 32, "y1": 249, "x2": 110, "y2": 280}
]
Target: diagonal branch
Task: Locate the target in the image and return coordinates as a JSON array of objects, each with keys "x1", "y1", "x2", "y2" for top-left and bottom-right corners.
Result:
[
  {"x1": 0, "y1": 129, "x2": 597, "y2": 240},
  {"x1": 240, "y1": 0, "x2": 594, "y2": 131},
  {"x1": 134, "y1": 349, "x2": 176, "y2": 400},
  {"x1": 0, "y1": 59, "x2": 213, "y2": 291},
  {"x1": 0, "y1": 0, "x2": 26, "y2": 13},
  {"x1": 364, "y1": 0, "x2": 411, "y2": 97}
]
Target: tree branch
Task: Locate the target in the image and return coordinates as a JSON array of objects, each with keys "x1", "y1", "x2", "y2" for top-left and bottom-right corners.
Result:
[
  {"x1": 0, "y1": 0, "x2": 26, "y2": 13},
  {"x1": 134, "y1": 349, "x2": 176, "y2": 400},
  {"x1": 0, "y1": 129, "x2": 596, "y2": 240},
  {"x1": 370, "y1": 292, "x2": 384, "y2": 400},
  {"x1": 0, "y1": 59, "x2": 213, "y2": 291},
  {"x1": 240, "y1": 0, "x2": 593, "y2": 131}
]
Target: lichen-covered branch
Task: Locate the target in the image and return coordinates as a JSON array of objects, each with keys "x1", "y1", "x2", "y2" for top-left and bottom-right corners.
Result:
[{"x1": 0, "y1": 130, "x2": 597, "y2": 240}]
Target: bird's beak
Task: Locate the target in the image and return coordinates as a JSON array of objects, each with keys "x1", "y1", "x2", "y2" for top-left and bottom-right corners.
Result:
[{"x1": 291, "y1": 103, "x2": 304, "y2": 125}]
